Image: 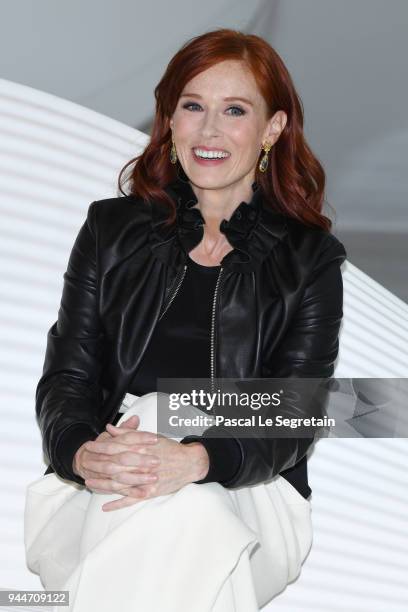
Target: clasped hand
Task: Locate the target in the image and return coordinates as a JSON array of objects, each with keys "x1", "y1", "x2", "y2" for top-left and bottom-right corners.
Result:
[{"x1": 78, "y1": 415, "x2": 207, "y2": 512}]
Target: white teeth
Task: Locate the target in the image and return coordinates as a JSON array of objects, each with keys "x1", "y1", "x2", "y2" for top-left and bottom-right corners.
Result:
[{"x1": 193, "y1": 148, "x2": 230, "y2": 159}]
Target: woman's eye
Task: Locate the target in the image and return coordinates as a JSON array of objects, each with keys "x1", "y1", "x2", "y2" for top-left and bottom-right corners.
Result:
[
  {"x1": 226, "y1": 106, "x2": 246, "y2": 116},
  {"x1": 182, "y1": 102, "x2": 201, "y2": 111},
  {"x1": 182, "y1": 102, "x2": 246, "y2": 116}
]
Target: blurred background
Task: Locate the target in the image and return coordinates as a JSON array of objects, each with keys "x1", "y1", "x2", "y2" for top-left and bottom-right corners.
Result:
[{"x1": 1, "y1": 1, "x2": 407, "y2": 610}]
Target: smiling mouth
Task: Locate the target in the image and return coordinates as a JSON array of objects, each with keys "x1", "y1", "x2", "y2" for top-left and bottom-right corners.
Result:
[{"x1": 192, "y1": 148, "x2": 231, "y2": 161}]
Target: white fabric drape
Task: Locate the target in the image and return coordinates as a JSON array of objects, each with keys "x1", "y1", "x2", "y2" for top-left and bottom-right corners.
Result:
[{"x1": 24, "y1": 392, "x2": 313, "y2": 611}]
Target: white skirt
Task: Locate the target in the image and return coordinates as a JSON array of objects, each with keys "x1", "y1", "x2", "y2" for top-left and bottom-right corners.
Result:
[{"x1": 24, "y1": 392, "x2": 313, "y2": 612}]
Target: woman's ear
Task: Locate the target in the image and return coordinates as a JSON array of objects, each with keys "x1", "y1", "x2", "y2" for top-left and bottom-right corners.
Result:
[{"x1": 264, "y1": 110, "x2": 287, "y2": 145}]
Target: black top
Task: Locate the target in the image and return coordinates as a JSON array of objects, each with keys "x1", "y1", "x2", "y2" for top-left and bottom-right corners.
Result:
[
  {"x1": 128, "y1": 257, "x2": 221, "y2": 393},
  {"x1": 126, "y1": 256, "x2": 243, "y2": 485}
]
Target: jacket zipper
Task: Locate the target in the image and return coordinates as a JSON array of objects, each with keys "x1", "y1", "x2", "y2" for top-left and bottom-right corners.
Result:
[
  {"x1": 158, "y1": 264, "x2": 188, "y2": 321},
  {"x1": 158, "y1": 262, "x2": 224, "y2": 396},
  {"x1": 210, "y1": 267, "x2": 224, "y2": 395}
]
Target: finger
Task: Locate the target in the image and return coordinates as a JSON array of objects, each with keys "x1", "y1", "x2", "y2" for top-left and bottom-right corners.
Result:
[
  {"x1": 83, "y1": 450, "x2": 160, "y2": 477},
  {"x1": 119, "y1": 415, "x2": 140, "y2": 428},
  {"x1": 83, "y1": 465, "x2": 131, "y2": 480},
  {"x1": 102, "y1": 495, "x2": 144, "y2": 512},
  {"x1": 102, "y1": 417, "x2": 138, "y2": 436},
  {"x1": 97, "y1": 431, "x2": 112, "y2": 441},
  {"x1": 106, "y1": 460, "x2": 159, "y2": 474},
  {"x1": 85, "y1": 436, "x2": 159, "y2": 454},
  {"x1": 109, "y1": 450, "x2": 161, "y2": 472},
  {"x1": 111, "y1": 470, "x2": 158, "y2": 486},
  {"x1": 118, "y1": 484, "x2": 157, "y2": 499},
  {"x1": 85, "y1": 468, "x2": 113, "y2": 479},
  {"x1": 101, "y1": 484, "x2": 156, "y2": 511},
  {"x1": 88, "y1": 484, "x2": 145, "y2": 497},
  {"x1": 86, "y1": 466, "x2": 159, "y2": 486},
  {"x1": 86, "y1": 440, "x2": 160, "y2": 461},
  {"x1": 85, "y1": 473, "x2": 157, "y2": 491},
  {"x1": 85, "y1": 440, "x2": 131, "y2": 455},
  {"x1": 85, "y1": 477, "x2": 127, "y2": 492},
  {"x1": 106, "y1": 424, "x2": 158, "y2": 442}
]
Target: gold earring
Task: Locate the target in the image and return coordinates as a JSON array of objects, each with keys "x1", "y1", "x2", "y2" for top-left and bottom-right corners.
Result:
[
  {"x1": 259, "y1": 141, "x2": 272, "y2": 173},
  {"x1": 170, "y1": 136, "x2": 178, "y2": 164}
]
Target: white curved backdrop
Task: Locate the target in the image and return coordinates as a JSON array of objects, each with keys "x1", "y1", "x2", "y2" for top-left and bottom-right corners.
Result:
[{"x1": 1, "y1": 79, "x2": 407, "y2": 611}]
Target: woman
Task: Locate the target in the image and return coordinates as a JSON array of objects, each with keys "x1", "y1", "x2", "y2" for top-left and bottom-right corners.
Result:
[{"x1": 29, "y1": 28, "x2": 347, "y2": 610}]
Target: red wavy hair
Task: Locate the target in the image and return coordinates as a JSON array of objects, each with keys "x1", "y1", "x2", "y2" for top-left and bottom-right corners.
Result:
[{"x1": 118, "y1": 28, "x2": 334, "y2": 231}]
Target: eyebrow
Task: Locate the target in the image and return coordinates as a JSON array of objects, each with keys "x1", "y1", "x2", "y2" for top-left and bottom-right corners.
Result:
[{"x1": 180, "y1": 93, "x2": 254, "y2": 107}]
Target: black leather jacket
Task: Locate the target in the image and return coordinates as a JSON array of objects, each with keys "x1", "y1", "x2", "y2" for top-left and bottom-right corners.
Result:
[{"x1": 37, "y1": 173, "x2": 347, "y2": 497}]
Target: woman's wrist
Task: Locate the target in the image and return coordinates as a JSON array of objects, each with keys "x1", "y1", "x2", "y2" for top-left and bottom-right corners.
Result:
[
  {"x1": 182, "y1": 441, "x2": 210, "y2": 482},
  {"x1": 72, "y1": 443, "x2": 87, "y2": 477}
]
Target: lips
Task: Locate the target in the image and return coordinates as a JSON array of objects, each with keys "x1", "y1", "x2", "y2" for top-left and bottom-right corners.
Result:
[
  {"x1": 192, "y1": 148, "x2": 231, "y2": 164},
  {"x1": 192, "y1": 149, "x2": 230, "y2": 164}
]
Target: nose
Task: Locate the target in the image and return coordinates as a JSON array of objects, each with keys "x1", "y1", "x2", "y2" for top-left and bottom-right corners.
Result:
[{"x1": 199, "y1": 108, "x2": 222, "y2": 139}]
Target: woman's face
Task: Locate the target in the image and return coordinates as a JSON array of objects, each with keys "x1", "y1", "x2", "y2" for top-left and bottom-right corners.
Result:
[{"x1": 170, "y1": 59, "x2": 286, "y2": 192}]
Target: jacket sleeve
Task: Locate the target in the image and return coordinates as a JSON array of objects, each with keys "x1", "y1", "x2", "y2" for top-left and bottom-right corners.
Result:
[
  {"x1": 182, "y1": 234, "x2": 347, "y2": 488},
  {"x1": 35, "y1": 201, "x2": 105, "y2": 485}
]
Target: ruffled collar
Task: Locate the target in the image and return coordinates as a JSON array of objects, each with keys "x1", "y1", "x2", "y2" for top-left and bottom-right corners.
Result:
[{"x1": 149, "y1": 167, "x2": 288, "y2": 273}]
